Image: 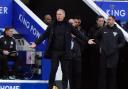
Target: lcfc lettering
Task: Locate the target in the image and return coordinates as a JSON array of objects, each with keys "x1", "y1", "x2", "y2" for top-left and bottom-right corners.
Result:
[
  {"x1": 0, "y1": 7, "x2": 8, "y2": 14},
  {"x1": 0, "y1": 86, "x2": 20, "y2": 89}
]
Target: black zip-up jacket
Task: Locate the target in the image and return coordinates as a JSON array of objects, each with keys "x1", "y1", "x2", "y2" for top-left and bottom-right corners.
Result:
[
  {"x1": 0, "y1": 35, "x2": 16, "y2": 54},
  {"x1": 35, "y1": 20, "x2": 89, "y2": 59},
  {"x1": 70, "y1": 37, "x2": 81, "y2": 59},
  {"x1": 96, "y1": 24, "x2": 125, "y2": 56}
]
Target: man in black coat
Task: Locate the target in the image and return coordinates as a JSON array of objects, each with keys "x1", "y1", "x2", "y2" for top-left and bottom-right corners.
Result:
[
  {"x1": 0, "y1": 27, "x2": 19, "y2": 79},
  {"x1": 43, "y1": 14, "x2": 52, "y2": 26},
  {"x1": 88, "y1": 15, "x2": 105, "y2": 89},
  {"x1": 69, "y1": 17, "x2": 85, "y2": 89},
  {"x1": 97, "y1": 16, "x2": 125, "y2": 89},
  {"x1": 30, "y1": 9, "x2": 95, "y2": 89}
]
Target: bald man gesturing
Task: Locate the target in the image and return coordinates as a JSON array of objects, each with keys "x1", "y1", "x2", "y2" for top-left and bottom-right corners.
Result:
[{"x1": 30, "y1": 9, "x2": 95, "y2": 89}]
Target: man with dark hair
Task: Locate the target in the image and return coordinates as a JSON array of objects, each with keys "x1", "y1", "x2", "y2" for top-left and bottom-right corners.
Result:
[
  {"x1": 43, "y1": 14, "x2": 52, "y2": 25},
  {"x1": 69, "y1": 17, "x2": 85, "y2": 89},
  {"x1": 88, "y1": 15, "x2": 105, "y2": 40},
  {"x1": 89, "y1": 15, "x2": 105, "y2": 37},
  {"x1": 97, "y1": 16, "x2": 125, "y2": 89},
  {"x1": 0, "y1": 27, "x2": 19, "y2": 79},
  {"x1": 88, "y1": 15, "x2": 105, "y2": 89},
  {"x1": 30, "y1": 9, "x2": 95, "y2": 89},
  {"x1": 109, "y1": 15, "x2": 116, "y2": 20}
]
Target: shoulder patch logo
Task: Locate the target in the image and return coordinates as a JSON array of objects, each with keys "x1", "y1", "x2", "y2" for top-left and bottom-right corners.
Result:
[{"x1": 113, "y1": 32, "x2": 118, "y2": 37}]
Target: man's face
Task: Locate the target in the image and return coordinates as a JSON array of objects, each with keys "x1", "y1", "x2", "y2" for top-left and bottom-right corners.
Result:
[
  {"x1": 77, "y1": 19, "x2": 81, "y2": 26},
  {"x1": 107, "y1": 17, "x2": 115, "y2": 27},
  {"x1": 73, "y1": 19, "x2": 79, "y2": 27},
  {"x1": 44, "y1": 15, "x2": 52, "y2": 25},
  {"x1": 56, "y1": 10, "x2": 65, "y2": 22},
  {"x1": 96, "y1": 18, "x2": 104, "y2": 27},
  {"x1": 5, "y1": 29, "x2": 13, "y2": 37}
]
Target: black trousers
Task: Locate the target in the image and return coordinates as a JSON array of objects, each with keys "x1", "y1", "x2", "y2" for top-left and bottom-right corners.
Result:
[
  {"x1": 98, "y1": 53, "x2": 118, "y2": 89},
  {"x1": 71, "y1": 59, "x2": 82, "y2": 89},
  {"x1": 88, "y1": 46, "x2": 100, "y2": 89},
  {"x1": 0, "y1": 54, "x2": 19, "y2": 77},
  {"x1": 48, "y1": 51, "x2": 72, "y2": 89},
  {"x1": 63, "y1": 58, "x2": 82, "y2": 89}
]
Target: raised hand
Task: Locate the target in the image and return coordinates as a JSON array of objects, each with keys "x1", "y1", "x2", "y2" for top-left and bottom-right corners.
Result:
[{"x1": 88, "y1": 39, "x2": 96, "y2": 44}]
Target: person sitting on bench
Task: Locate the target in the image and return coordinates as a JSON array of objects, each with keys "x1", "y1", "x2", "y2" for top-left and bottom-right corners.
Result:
[{"x1": 0, "y1": 27, "x2": 19, "y2": 79}]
